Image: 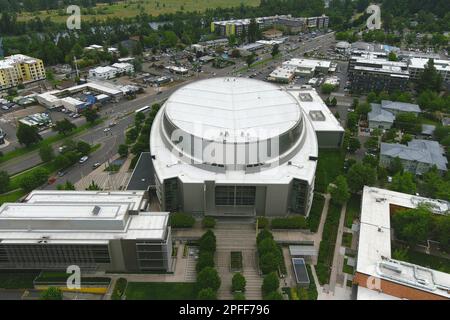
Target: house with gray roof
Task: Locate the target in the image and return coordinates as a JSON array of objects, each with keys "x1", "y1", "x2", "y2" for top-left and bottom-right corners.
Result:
[
  {"x1": 380, "y1": 139, "x2": 448, "y2": 175},
  {"x1": 368, "y1": 103, "x2": 396, "y2": 129},
  {"x1": 380, "y1": 100, "x2": 421, "y2": 115},
  {"x1": 368, "y1": 100, "x2": 422, "y2": 130}
]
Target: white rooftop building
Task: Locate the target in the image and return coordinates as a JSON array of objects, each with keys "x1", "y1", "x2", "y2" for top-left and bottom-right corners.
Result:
[
  {"x1": 150, "y1": 77, "x2": 320, "y2": 217},
  {"x1": 150, "y1": 79, "x2": 344, "y2": 217},
  {"x1": 355, "y1": 187, "x2": 450, "y2": 300},
  {"x1": 408, "y1": 57, "x2": 450, "y2": 82},
  {"x1": 0, "y1": 191, "x2": 172, "y2": 272},
  {"x1": 283, "y1": 58, "x2": 332, "y2": 77},
  {"x1": 88, "y1": 66, "x2": 119, "y2": 80}
]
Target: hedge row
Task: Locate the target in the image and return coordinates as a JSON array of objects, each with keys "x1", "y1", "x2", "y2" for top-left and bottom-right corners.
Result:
[
  {"x1": 169, "y1": 212, "x2": 195, "y2": 228},
  {"x1": 316, "y1": 201, "x2": 342, "y2": 285},
  {"x1": 271, "y1": 216, "x2": 308, "y2": 229}
]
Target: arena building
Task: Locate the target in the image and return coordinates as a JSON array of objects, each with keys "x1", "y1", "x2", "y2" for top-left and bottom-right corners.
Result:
[{"x1": 150, "y1": 78, "x2": 336, "y2": 217}]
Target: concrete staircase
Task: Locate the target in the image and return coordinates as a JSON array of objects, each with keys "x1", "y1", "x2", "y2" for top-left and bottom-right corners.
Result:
[{"x1": 214, "y1": 222, "x2": 262, "y2": 300}]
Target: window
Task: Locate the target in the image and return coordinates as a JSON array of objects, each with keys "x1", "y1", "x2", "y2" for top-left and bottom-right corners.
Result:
[{"x1": 215, "y1": 186, "x2": 256, "y2": 206}]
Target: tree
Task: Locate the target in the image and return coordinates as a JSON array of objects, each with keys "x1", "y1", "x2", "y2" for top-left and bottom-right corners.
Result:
[
  {"x1": 328, "y1": 175, "x2": 350, "y2": 205},
  {"x1": 57, "y1": 181, "x2": 75, "y2": 190},
  {"x1": 259, "y1": 252, "x2": 279, "y2": 274},
  {"x1": 390, "y1": 172, "x2": 416, "y2": 195},
  {"x1": 76, "y1": 141, "x2": 91, "y2": 156},
  {"x1": 83, "y1": 108, "x2": 99, "y2": 124},
  {"x1": 196, "y1": 267, "x2": 221, "y2": 292},
  {"x1": 257, "y1": 229, "x2": 274, "y2": 245},
  {"x1": 330, "y1": 97, "x2": 337, "y2": 107},
  {"x1": 16, "y1": 123, "x2": 42, "y2": 147},
  {"x1": 391, "y1": 207, "x2": 433, "y2": 245},
  {"x1": 395, "y1": 113, "x2": 421, "y2": 134},
  {"x1": 347, "y1": 163, "x2": 377, "y2": 193},
  {"x1": 400, "y1": 133, "x2": 413, "y2": 144},
  {"x1": 196, "y1": 251, "x2": 215, "y2": 272},
  {"x1": 321, "y1": 83, "x2": 336, "y2": 94},
  {"x1": 19, "y1": 168, "x2": 49, "y2": 192},
  {"x1": 39, "y1": 143, "x2": 54, "y2": 163},
  {"x1": 86, "y1": 181, "x2": 101, "y2": 191},
  {"x1": 356, "y1": 102, "x2": 371, "y2": 117},
  {"x1": 271, "y1": 44, "x2": 279, "y2": 57},
  {"x1": 118, "y1": 144, "x2": 129, "y2": 158},
  {"x1": 246, "y1": 53, "x2": 256, "y2": 67},
  {"x1": 54, "y1": 119, "x2": 76, "y2": 135},
  {"x1": 417, "y1": 59, "x2": 443, "y2": 92},
  {"x1": 199, "y1": 230, "x2": 216, "y2": 253},
  {"x1": 388, "y1": 51, "x2": 398, "y2": 61},
  {"x1": 0, "y1": 171, "x2": 10, "y2": 194},
  {"x1": 389, "y1": 157, "x2": 404, "y2": 175},
  {"x1": 364, "y1": 137, "x2": 379, "y2": 150},
  {"x1": 264, "y1": 291, "x2": 283, "y2": 300},
  {"x1": 40, "y1": 287, "x2": 63, "y2": 300},
  {"x1": 234, "y1": 292, "x2": 246, "y2": 300},
  {"x1": 232, "y1": 273, "x2": 246, "y2": 293},
  {"x1": 197, "y1": 288, "x2": 217, "y2": 300},
  {"x1": 348, "y1": 137, "x2": 361, "y2": 153},
  {"x1": 262, "y1": 272, "x2": 279, "y2": 296}
]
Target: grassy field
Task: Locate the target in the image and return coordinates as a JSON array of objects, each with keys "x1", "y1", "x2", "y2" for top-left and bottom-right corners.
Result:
[
  {"x1": 125, "y1": 282, "x2": 196, "y2": 300},
  {"x1": 344, "y1": 194, "x2": 361, "y2": 228},
  {"x1": 315, "y1": 149, "x2": 346, "y2": 193},
  {"x1": 18, "y1": 0, "x2": 260, "y2": 23},
  {"x1": 307, "y1": 193, "x2": 325, "y2": 233},
  {"x1": 0, "y1": 271, "x2": 40, "y2": 289},
  {"x1": 0, "y1": 189, "x2": 27, "y2": 206}
]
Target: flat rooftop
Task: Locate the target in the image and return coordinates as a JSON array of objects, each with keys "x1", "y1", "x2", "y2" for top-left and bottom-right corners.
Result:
[
  {"x1": 0, "y1": 190, "x2": 169, "y2": 243},
  {"x1": 285, "y1": 87, "x2": 344, "y2": 133},
  {"x1": 357, "y1": 187, "x2": 450, "y2": 299}
]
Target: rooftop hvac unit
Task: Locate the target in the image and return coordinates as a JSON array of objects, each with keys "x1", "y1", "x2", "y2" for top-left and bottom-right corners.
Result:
[{"x1": 92, "y1": 206, "x2": 101, "y2": 216}]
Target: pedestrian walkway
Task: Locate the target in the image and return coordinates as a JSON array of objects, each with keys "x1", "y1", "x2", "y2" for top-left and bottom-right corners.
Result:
[
  {"x1": 328, "y1": 203, "x2": 347, "y2": 293},
  {"x1": 214, "y1": 222, "x2": 262, "y2": 300}
]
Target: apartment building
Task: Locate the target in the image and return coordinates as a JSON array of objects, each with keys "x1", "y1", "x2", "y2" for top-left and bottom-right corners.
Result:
[{"x1": 0, "y1": 54, "x2": 46, "y2": 90}]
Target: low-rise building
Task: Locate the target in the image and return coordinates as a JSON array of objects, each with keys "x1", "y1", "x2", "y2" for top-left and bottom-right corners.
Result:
[
  {"x1": 408, "y1": 58, "x2": 450, "y2": 82},
  {"x1": 348, "y1": 53, "x2": 409, "y2": 93},
  {"x1": 368, "y1": 103, "x2": 396, "y2": 129},
  {"x1": 0, "y1": 191, "x2": 172, "y2": 273},
  {"x1": 111, "y1": 62, "x2": 134, "y2": 75},
  {"x1": 355, "y1": 187, "x2": 450, "y2": 300},
  {"x1": 268, "y1": 66, "x2": 296, "y2": 83},
  {"x1": 283, "y1": 58, "x2": 332, "y2": 77},
  {"x1": 89, "y1": 66, "x2": 119, "y2": 80},
  {"x1": 368, "y1": 100, "x2": 421, "y2": 129},
  {"x1": 0, "y1": 54, "x2": 46, "y2": 90},
  {"x1": 380, "y1": 139, "x2": 448, "y2": 175}
]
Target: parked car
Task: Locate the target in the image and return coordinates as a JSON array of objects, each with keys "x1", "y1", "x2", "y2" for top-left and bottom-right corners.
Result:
[
  {"x1": 57, "y1": 171, "x2": 67, "y2": 177},
  {"x1": 92, "y1": 162, "x2": 101, "y2": 169},
  {"x1": 79, "y1": 156, "x2": 89, "y2": 164}
]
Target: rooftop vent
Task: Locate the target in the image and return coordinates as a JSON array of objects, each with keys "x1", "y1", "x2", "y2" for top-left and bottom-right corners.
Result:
[
  {"x1": 92, "y1": 206, "x2": 101, "y2": 216},
  {"x1": 309, "y1": 111, "x2": 325, "y2": 121},
  {"x1": 299, "y1": 92, "x2": 313, "y2": 102}
]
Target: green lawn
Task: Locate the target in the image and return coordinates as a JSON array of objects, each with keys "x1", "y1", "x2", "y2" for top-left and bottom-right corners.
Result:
[
  {"x1": 342, "y1": 258, "x2": 354, "y2": 275},
  {"x1": 0, "y1": 120, "x2": 103, "y2": 167},
  {"x1": 392, "y1": 244, "x2": 450, "y2": 273},
  {"x1": 0, "y1": 271, "x2": 40, "y2": 289},
  {"x1": 315, "y1": 149, "x2": 345, "y2": 193},
  {"x1": 18, "y1": 0, "x2": 260, "y2": 22},
  {"x1": 316, "y1": 201, "x2": 342, "y2": 285},
  {"x1": 344, "y1": 194, "x2": 361, "y2": 228},
  {"x1": 125, "y1": 282, "x2": 197, "y2": 300},
  {"x1": 307, "y1": 193, "x2": 325, "y2": 232},
  {"x1": 0, "y1": 189, "x2": 27, "y2": 205},
  {"x1": 342, "y1": 232, "x2": 353, "y2": 248}
]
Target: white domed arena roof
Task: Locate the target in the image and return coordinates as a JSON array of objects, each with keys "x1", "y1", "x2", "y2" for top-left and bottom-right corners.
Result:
[{"x1": 164, "y1": 77, "x2": 302, "y2": 143}]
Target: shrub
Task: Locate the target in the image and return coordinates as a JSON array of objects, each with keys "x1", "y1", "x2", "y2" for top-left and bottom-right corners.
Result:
[
  {"x1": 262, "y1": 272, "x2": 279, "y2": 296},
  {"x1": 257, "y1": 229, "x2": 274, "y2": 245},
  {"x1": 196, "y1": 251, "x2": 215, "y2": 272},
  {"x1": 199, "y1": 230, "x2": 216, "y2": 253},
  {"x1": 197, "y1": 288, "x2": 217, "y2": 300},
  {"x1": 202, "y1": 216, "x2": 216, "y2": 229},
  {"x1": 233, "y1": 292, "x2": 246, "y2": 300},
  {"x1": 259, "y1": 252, "x2": 280, "y2": 275},
  {"x1": 111, "y1": 278, "x2": 127, "y2": 300},
  {"x1": 231, "y1": 273, "x2": 246, "y2": 292},
  {"x1": 196, "y1": 267, "x2": 221, "y2": 292},
  {"x1": 169, "y1": 213, "x2": 195, "y2": 228},
  {"x1": 271, "y1": 216, "x2": 308, "y2": 229},
  {"x1": 264, "y1": 291, "x2": 283, "y2": 300},
  {"x1": 257, "y1": 217, "x2": 269, "y2": 229}
]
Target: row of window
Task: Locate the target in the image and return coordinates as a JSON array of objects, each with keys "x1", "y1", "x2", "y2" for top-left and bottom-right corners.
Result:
[{"x1": 215, "y1": 186, "x2": 256, "y2": 206}]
